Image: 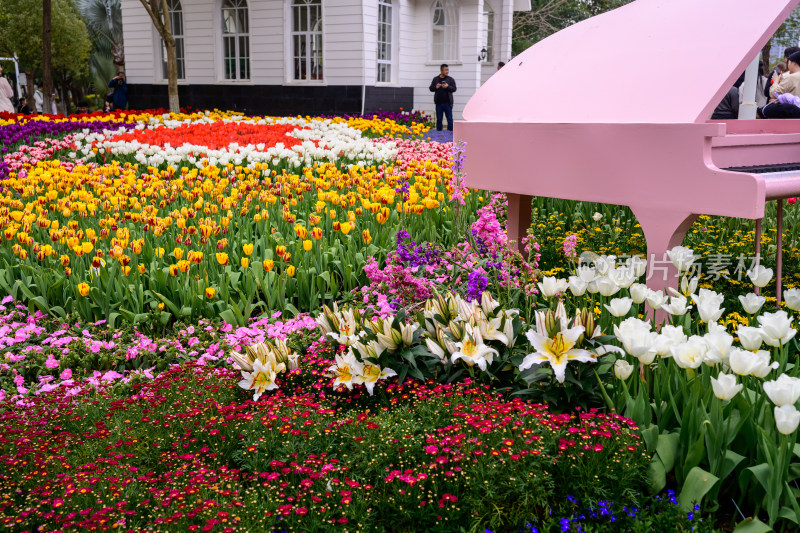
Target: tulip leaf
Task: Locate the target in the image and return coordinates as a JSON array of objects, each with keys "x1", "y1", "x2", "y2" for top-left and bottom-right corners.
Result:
[
  {"x1": 733, "y1": 518, "x2": 773, "y2": 533},
  {"x1": 219, "y1": 309, "x2": 238, "y2": 326},
  {"x1": 647, "y1": 457, "x2": 667, "y2": 494},
  {"x1": 656, "y1": 432, "x2": 680, "y2": 473},
  {"x1": 678, "y1": 466, "x2": 718, "y2": 511},
  {"x1": 720, "y1": 450, "x2": 746, "y2": 483},
  {"x1": 742, "y1": 463, "x2": 771, "y2": 494}
]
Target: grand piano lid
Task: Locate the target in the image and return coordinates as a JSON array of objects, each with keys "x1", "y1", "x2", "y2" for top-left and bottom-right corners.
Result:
[{"x1": 463, "y1": 0, "x2": 800, "y2": 124}]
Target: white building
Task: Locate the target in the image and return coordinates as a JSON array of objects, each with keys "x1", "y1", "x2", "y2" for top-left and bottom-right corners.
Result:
[{"x1": 119, "y1": 0, "x2": 530, "y2": 118}]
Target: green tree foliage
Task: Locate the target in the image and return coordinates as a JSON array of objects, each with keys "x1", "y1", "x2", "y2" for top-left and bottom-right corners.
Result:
[
  {"x1": 0, "y1": 0, "x2": 91, "y2": 81},
  {"x1": 512, "y1": 0, "x2": 632, "y2": 54},
  {"x1": 75, "y1": 0, "x2": 124, "y2": 92}
]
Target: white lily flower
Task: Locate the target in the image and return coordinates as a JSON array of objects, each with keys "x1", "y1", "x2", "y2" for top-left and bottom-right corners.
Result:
[
  {"x1": 451, "y1": 325, "x2": 498, "y2": 371},
  {"x1": 520, "y1": 326, "x2": 595, "y2": 383},
  {"x1": 480, "y1": 292, "x2": 500, "y2": 315},
  {"x1": 738, "y1": 293, "x2": 766, "y2": 315},
  {"x1": 353, "y1": 362, "x2": 397, "y2": 395},
  {"x1": 328, "y1": 351, "x2": 363, "y2": 390},
  {"x1": 238, "y1": 359, "x2": 279, "y2": 401}
]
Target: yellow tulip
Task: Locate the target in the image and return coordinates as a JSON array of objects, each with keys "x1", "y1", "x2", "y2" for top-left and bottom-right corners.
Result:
[
  {"x1": 311, "y1": 227, "x2": 323, "y2": 240},
  {"x1": 216, "y1": 252, "x2": 229, "y2": 266},
  {"x1": 174, "y1": 247, "x2": 184, "y2": 260},
  {"x1": 362, "y1": 229, "x2": 372, "y2": 245},
  {"x1": 303, "y1": 239, "x2": 312, "y2": 251},
  {"x1": 155, "y1": 247, "x2": 165, "y2": 258},
  {"x1": 205, "y1": 287, "x2": 216, "y2": 299},
  {"x1": 263, "y1": 259, "x2": 274, "y2": 272},
  {"x1": 77, "y1": 283, "x2": 90, "y2": 297},
  {"x1": 242, "y1": 243, "x2": 254, "y2": 256},
  {"x1": 241, "y1": 257, "x2": 250, "y2": 269},
  {"x1": 340, "y1": 222, "x2": 352, "y2": 235},
  {"x1": 286, "y1": 265, "x2": 296, "y2": 277}
]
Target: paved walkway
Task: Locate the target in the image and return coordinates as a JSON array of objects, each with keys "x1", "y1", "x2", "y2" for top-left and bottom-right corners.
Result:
[{"x1": 421, "y1": 129, "x2": 453, "y2": 143}]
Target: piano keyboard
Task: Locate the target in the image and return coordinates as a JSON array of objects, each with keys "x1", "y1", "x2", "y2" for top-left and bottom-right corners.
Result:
[{"x1": 724, "y1": 162, "x2": 800, "y2": 179}]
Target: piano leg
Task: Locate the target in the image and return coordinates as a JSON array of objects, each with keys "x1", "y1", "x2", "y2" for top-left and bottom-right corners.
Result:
[
  {"x1": 754, "y1": 219, "x2": 762, "y2": 295},
  {"x1": 506, "y1": 193, "x2": 533, "y2": 253},
  {"x1": 631, "y1": 207, "x2": 698, "y2": 325},
  {"x1": 777, "y1": 200, "x2": 784, "y2": 308}
]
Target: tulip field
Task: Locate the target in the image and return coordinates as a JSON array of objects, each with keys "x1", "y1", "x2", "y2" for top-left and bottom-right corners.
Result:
[{"x1": 1, "y1": 109, "x2": 800, "y2": 532}]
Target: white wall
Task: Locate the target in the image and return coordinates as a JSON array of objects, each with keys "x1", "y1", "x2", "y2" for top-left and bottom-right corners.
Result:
[{"x1": 119, "y1": 0, "x2": 521, "y2": 118}]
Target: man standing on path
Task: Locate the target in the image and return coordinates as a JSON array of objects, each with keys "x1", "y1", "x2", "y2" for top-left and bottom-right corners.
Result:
[
  {"x1": 108, "y1": 71, "x2": 128, "y2": 111},
  {"x1": 429, "y1": 64, "x2": 456, "y2": 132}
]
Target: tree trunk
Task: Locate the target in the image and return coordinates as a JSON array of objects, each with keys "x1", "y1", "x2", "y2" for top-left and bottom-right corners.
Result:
[
  {"x1": 762, "y1": 41, "x2": 772, "y2": 74},
  {"x1": 112, "y1": 42, "x2": 126, "y2": 73},
  {"x1": 24, "y1": 71, "x2": 34, "y2": 104},
  {"x1": 139, "y1": 0, "x2": 180, "y2": 113},
  {"x1": 42, "y1": 0, "x2": 54, "y2": 114}
]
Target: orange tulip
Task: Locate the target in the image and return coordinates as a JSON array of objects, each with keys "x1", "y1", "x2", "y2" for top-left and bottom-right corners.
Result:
[
  {"x1": 77, "y1": 283, "x2": 90, "y2": 297},
  {"x1": 216, "y1": 252, "x2": 229, "y2": 266},
  {"x1": 362, "y1": 229, "x2": 372, "y2": 245},
  {"x1": 262, "y1": 259, "x2": 274, "y2": 272}
]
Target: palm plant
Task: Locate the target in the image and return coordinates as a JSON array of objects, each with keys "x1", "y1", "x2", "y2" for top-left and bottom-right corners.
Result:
[{"x1": 75, "y1": 0, "x2": 124, "y2": 73}]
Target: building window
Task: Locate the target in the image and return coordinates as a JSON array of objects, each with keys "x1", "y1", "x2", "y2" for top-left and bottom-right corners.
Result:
[
  {"x1": 377, "y1": 0, "x2": 392, "y2": 83},
  {"x1": 291, "y1": 0, "x2": 323, "y2": 81},
  {"x1": 161, "y1": 0, "x2": 185, "y2": 80},
  {"x1": 222, "y1": 0, "x2": 250, "y2": 80},
  {"x1": 483, "y1": 4, "x2": 494, "y2": 63},
  {"x1": 431, "y1": 0, "x2": 457, "y2": 61}
]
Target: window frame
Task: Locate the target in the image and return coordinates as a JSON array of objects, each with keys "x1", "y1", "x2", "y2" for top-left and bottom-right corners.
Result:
[
  {"x1": 286, "y1": 0, "x2": 325, "y2": 84},
  {"x1": 482, "y1": 2, "x2": 494, "y2": 65},
  {"x1": 376, "y1": 0, "x2": 394, "y2": 84},
  {"x1": 430, "y1": 0, "x2": 459, "y2": 63},
  {"x1": 159, "y1": 0, "x2": 186, "y2": 81},
  {"x1": 220, "y1": 0, "x2": 250, "y2": 81}
]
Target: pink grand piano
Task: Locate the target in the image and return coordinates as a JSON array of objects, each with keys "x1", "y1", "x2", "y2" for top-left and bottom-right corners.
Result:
[{"x1": 456, "y1": 0, "x2": 800, "y2": 301}]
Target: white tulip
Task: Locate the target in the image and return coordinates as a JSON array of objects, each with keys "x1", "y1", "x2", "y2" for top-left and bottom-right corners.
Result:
[
  {"x1": 728, "y1": 347, "x2": 777, "y2": 378},
  {"x1": 757, "y1": 311, "x2": 797, "y2": 347},
  {"x1": 784, "y1": 288, "x2": 800, "y2": 312},
  {"x1": 662, "y1": 294, "x2": 691, "y2": 316},
  {"x1": 704, "y1": 325, "x2": 733, "y2": 365},
  {"x1": 596, "y1": 276, "x2": 620, "y2": 297},
  {"x1": 626, "y1": 256, "x2": 648, "y2": 278},
  {"x1": 738, "y1": 293, "x2": 766, "y2": 315},
  {"x1": 592, "y1": 212, "x2": 603, "y2": 221},
  {"x1": 594, "y1": 255, "x2": 616, "y2": 276},
  {"x1": 774, "y1": 405, "x2": 800, "y2": 435},
  {"x1": 568, "y1": 276, "x2": 588, "y2": 297},
  {"x1": 630, "y1": 283, "x2": 648, "y2": 304},
  {"x1": 614, "y1": 359, "x2": 634, "y2": 380},
  {"x1": 667, "y1": 246, "x2": 697, "y2": 273},
  {"x1": 711, "y1": 373, "x2": 743, "y2": 400},
  {"x1": 613, "y1": 317, "x2": 658, "y2": 364},
  {"x1": 538, "y1": 276, "x2": 569, "y2": 298},
  {"x1": 670, "y1": 336, "x2": 707, "y2": 369},
  {"x1": 610, "y1": 267, "x2": 637, "y2": 289},
  {"x1": 577, "y1": 264, "x2": 597, "y2": 283},
  {"x1": 654, "y1": 325, "x2": 688, "y2": 357},
  {"x1": 736, "y1": 325, "x2": 764, "y2": 351},
  {"x1": 692, "y1": 289, "x2": 725, "y2": 323},
  {"x1": 763, "y1": 374, "x2": 800, "y2": 406},
  {"x1": 605, "y1": 297, "x2": 633, "y2": 317},
  {"x1": 746, "y1": 265, "x2": 773, "y2": 288},
  {"x1": 646, "y1": 289, "x2": 668, "y2": 310}
]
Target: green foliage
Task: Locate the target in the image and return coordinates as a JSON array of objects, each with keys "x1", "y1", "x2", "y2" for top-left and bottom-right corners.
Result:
[{"x1": 0, "y1": 0, "x2": 91, "y2": 80}]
